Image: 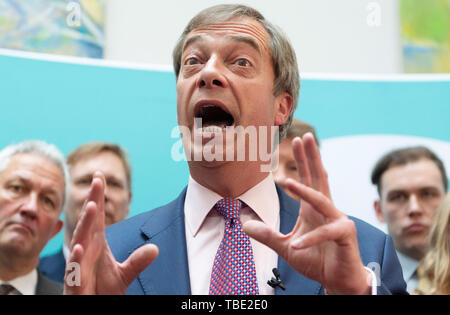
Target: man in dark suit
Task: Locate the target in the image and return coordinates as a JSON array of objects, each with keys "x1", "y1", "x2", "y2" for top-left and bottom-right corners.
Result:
[
  {"x1": 371, "y1": 146, "x2": 447, "y2": 292},
  {"x1": 39, "y1": 142, "x2": 132, "y2": 283},
  {"x1": 64, "y1": 4, "x2": 407, "y2": 295},
  {"x1": 0, "y1": 141, "x2": 67, "y2": 295}
]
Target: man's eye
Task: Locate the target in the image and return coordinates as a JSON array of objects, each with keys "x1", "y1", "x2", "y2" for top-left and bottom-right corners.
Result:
[
  {"x1": 288, "y1": 166, "x2": 297, "y2": 172},
  {"x1": 11, "y1": 185, "x2": 23, "y2": 193},
  {"x1": 422, "y1": 190, "x2": 436, "y2": 198},
  {"x1": 108, "y1": 181, "x2": 122, "y2": 189},
  {"x1": 185, "y1": 57, "x2": 200, "y2": 66},
  {"x1": 44, "y1": 197, "x2": 54, "y2": 206},
  {"x1": 43, "y1": 197, "x2": 57, "y2": 211},
  {"x1": 235, "y1": 59, "x2": 250, "y2": 67},
  {"x1": 77, "y1": 178, "x2": 91, "y2": 185},
  {"x1": 390, "y1": 194, "x2": 406, "y2": 202}
]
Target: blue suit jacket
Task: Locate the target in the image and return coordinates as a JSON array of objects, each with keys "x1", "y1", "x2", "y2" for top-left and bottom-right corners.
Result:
[
  {"x1": 106, "y1": 186, "x2": 407, "y2": 295},
  {"x1": 39, "y1": 249, "x2": 66, "y2": 284}
]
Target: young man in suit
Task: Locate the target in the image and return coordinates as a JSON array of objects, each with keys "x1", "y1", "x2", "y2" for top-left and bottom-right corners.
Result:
[
  {"x1": 0, "y1": 141, "x2": 68, "y2": 295},
  {"x1": 371, "y1": 146, "x2": 447, "y2": 292},
  {"x1": 64, "y1": 4, "x2": 407, "y2": 295}
]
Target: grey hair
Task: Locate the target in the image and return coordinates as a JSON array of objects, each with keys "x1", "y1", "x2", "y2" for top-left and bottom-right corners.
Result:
[
  {"x1": 0, "y1": 140, "x2": 70, "y2": 212},
  {"x1": 172, "y1": 4, "x2": 300, "y2": 142}
]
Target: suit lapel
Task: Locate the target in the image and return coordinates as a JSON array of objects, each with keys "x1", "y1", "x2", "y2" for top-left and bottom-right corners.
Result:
[
  {"x1": 36, "y1": 269, "x2": 63, "y2": 295},
  {"x1": 136, "y1": 188, "x2": 191, "y2": 294},
  {"x1": 275, "y1": 185, "x2": 323, "y2": 295}
]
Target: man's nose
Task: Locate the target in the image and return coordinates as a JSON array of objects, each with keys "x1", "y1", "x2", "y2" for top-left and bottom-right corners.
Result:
[
  {"x1": 20, "y1": 193, "x2": 39, "y2": 219},
  {"x1": 197, "y1": 56, "x2": 228, "y2": 89},
  {"x1": 408, "y1": 194, "x2": 423, "y2": 217}
]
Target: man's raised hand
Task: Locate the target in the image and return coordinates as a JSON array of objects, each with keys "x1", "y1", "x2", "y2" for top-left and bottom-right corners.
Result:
[
  {"x1": 244, "y1": 134, "x2": 371, "y2": 294},
  {"x1": 64, "y1": 172, "x2": 159, "y2": 295}
]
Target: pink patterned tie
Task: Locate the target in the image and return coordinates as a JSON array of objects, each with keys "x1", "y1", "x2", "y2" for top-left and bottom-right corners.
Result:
[{"x1": 209, "y1": 198, "x2": 259, "y2": 295}]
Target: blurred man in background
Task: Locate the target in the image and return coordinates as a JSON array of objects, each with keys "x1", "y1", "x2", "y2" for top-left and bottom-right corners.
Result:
[
  {"x1": 273, "y1": 119, "x2": 319, "y2": 200},
  {"x1": 39, "y1": 142, "x2": 132, "y2": 283},
  {"x1": 371, "y1": 146, "x2": 448, "y2": 292},
  {"x1": 0, "y1": 141, "x2": 68, "y2": 295}
]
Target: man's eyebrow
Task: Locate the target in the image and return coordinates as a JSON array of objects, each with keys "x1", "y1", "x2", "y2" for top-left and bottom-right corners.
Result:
[
  {"x1": 106, "y1": 175, "x2": 126, "y2": 184},
  {"x1": 43, "y1": 189, "x2": 60, "y2": 200},
  {"x1": 183, "y1": 35, "x2": 205, "y2": 53},
  {"x1": 182, "y1": 34, "x2": 262, "y2": 55},
  {"x1": 419, "y1": 186, "x2": 442, "y2": 192},
  {"x1": 10, "y1": 175, "x2": 62, "y2": 202},
  {"x1": 388, "y1": 186, "x2": 441, "y2": 194},
  {"x1": 229, "y1": 35, "x2": 261, "y2": 54},
  {"x1": 7, "y1": 175, "x2": 30, "y2": 185},
  {"x1": 387, "y1": 190, "x2": 407, "y2": 195},
  {"x1": 72, "y1": 173, "x2": 92, "y2": 181}
]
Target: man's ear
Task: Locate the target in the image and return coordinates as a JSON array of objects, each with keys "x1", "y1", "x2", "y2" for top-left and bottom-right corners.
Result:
[
  {"x1": 50, "y1": 219, "x2": 64, "y2": 240},
  {"x1": 374, "y1": 200, "x2": 386, "y2": 223},
  {"x1": 274, "y1": 93, "x2": 293, "y2": 126}
]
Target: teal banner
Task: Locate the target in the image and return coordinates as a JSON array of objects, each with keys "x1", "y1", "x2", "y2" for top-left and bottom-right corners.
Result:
[{"x1": 1, "y1": 51, "x2": 449, "y2": 256}]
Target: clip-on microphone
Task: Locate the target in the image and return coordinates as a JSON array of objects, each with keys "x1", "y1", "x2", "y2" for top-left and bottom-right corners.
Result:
[{"x1": 267, "y1": 268, "x2": 286, "y2": 290}]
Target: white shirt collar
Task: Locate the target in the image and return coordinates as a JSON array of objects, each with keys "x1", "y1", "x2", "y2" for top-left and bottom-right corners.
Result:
[
  {"x1": 0, "y1": 269, "x2": 38, "y2": 295},
  {"x1": 185, "y1": 173, "x2": 279, "y2": 237},
  {"x1": 238, "y1": 173, "x2": 279, "y2": 229},
  {"x1": 396, "y1": 251, "x2": 420, "y2": 281},
  {"x1": 63, "y1": 243, "x2": 70, "y2": 261}
]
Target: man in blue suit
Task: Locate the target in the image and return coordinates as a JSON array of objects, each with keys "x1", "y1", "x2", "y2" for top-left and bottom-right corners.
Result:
[{"x1": 63, "y1": 4, "x2": 407, "y2": 295}]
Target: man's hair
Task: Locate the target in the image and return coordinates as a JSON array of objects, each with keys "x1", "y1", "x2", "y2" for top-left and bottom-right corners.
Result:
[
  {"x1": 418, "y1": 191, "x2": 450, "y2": 294},
  {"x1": 172, "y1": 4, "x2": 300, "y2": 142},
  {"x1": 67, "y1": 142, "x2": 132, "y2": 190},
  {"x1": 371, "y1": 146, "x2": 448, "y2": 195},
  {"x1": 0, "y1": 140, "x2": 70, "y2": 211},
  {"x1": 286, "y1": 119, "x2": 320, "y2": 147}
]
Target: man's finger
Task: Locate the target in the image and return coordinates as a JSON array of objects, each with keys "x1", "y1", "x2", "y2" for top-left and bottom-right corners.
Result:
[
  {"x1": 302, "y1": 133, "x2": 331, "y2": 197},
  {"x1": 89, "y1": 174, "x2": 105, "y2": 211},
  {"x1": 243, "y1": 220, "x2": 289, "y2": 258},
  {"x1": 120, "y1": 244, "x2": 159, "y2": 288},
  {"x1": 290, "y1": 218, "x2": 355, "y2": 250},
  {"x1": 292, "y1": 137, "x2": 312, "y2": 187},
  {"x1": 70, "y1": 201, "x2": 97, "y2": 250},
  {"x1": 87, "y1": 173, "x2": 106, "y2": 233},
  {"x1": 63, "y1": 244, "x2": 84, "y2": 294},
  {"x1": 285, "y1": 179, "x2": 342, "y2": 220}
]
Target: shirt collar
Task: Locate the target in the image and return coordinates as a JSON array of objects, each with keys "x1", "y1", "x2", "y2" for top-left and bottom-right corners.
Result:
[
  {"x1": 238, "y1": 173, "x2": 279, "y2": 230},
  {"x1": 0, "y1": 268, "x2": 38, "y2": 295},
  {"x1": 185, "y1": 173, "x2": 280, "y2": 237},
  {"x1": 63, "y1": 243, "x2": 70, "y2": 261},
  {"x1": 396, "y1": 251, "x2": 420, "y2": 281}
]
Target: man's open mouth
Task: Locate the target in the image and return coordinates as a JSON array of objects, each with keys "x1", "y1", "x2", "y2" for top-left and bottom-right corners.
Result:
[{"x1": 194, "y1": 104, "x2": 235, "y2": 133}]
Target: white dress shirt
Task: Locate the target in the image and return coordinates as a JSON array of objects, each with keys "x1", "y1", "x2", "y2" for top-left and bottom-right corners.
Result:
[
  {"x1": 184, "y1": 173, "x2": 280, "y2": 295},
  {"x1": 396, "y1": 251, "x2": 420, "y2": 293},
  {"x1": 0, "y1": 269, "x2": 38, "y2": 295}
]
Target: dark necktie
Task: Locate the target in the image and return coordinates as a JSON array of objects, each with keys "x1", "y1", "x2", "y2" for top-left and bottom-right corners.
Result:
[
  {"x1": 0, "y1": 284, "x2": 22, "y2": 295},
  {"x1": 209, "y1": 198, "x2": 259, "y2": 295}
]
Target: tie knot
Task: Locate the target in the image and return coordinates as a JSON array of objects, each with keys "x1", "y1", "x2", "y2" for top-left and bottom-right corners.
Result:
[
  {"x1": 0, "y1": 284, "x2": 22, "y2": 295},
  {"x1": 216, "y1": 198, "x2": 242, "y2": 221}
]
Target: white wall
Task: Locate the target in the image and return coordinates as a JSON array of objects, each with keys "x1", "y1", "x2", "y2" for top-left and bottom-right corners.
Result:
[{"x1": 105, "y1": 0, "x2": 402, "y2": 73}]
